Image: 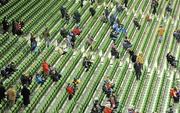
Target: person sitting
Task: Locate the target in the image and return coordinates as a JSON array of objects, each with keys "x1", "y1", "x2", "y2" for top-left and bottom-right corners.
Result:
[
  {"x1": 73, "y1": 10, "x2": 81, "y2": 23},
  {"x1": 20, "y1": 74, "x2": 32, "y2": 86},
  {"x1": 109, "y1": 92, "x2": 118, "y2": 109},
  {"x1": 115, "y1": 2, "x2": 124, "y2": 13},
  {"x1": 42, "y1": 61, "x2": 49, "y2": 75},
  {"x1": 173, "y1": 29, "x2": 180, "y2": 42},
  {"x1": 0, "y1": 81, "x2": 6, "y2": 103},
  {"x1": 60, "y1": 27, "x2": 68, "y2": 38},
  {"x1": 1, "y1": 62, "x2": 17, "y2": 78},
  {"x1": 102, "y1": 77, "x2": 114, "y2": 98},
  {"x1": 2, "y1": 17, "x2": 9, "y2": 33},
  {"x1": 66, "y1": 83, "x2": 75, "y2": 100},
  {"x1": 109, "y1": 14, "x2": 116, "y2": 26},
  {"x1": 133, "y1": 18, "x2": 141, "y2": 30},
  {"x1": 111, "y1": 43, "x2": 119, "y2": 59},
  {"x1": 50, "y1": 69, "x2": 61, "y2": 82},
  {"x1": 103, "y1": 102, "x2": 113, "y2": 113},
  {"x1": 72, "y1": 77, "x2": 81, "y2": 87},
  {"x1": 116, "y1": 24, "x2": 127, "y2": 35},
  {"x1": 166, "y1": 52, "x2": 177, "y2": 68},
  {"x1": 65, "y1": 13, "x2": 70, "y2": 24},
  {"x1": 145, "y1": 14, "x2": 152, "y2": 22},
  {"x1": 89, "y1": 6, "x2": 96, "y2": 17},
  {"x1": 128, "y1": 105, "x2": 136, "y2": 113},
  {"x1": 166, "y1": 2, "x2": 172, "y2": 16},
  {"x1": 91, "y1": 98, "x2": 103, "y2": 113},
  {"x1": 101, "y1": 13, "x2": 108, "y2": 23},
  {"x1": 15, "y1": 21, "x2": 24, "y2": 35},
  {"x1": 170, "y1": 87, "x2": 179, "y2": 103},
  {"x1": 60, "y1": 6, "x2": 66, "y2": 18},
  {"x1": 86, "y1": 34, "x2": 94, "y2": 50},
  {"x1": 72, "y1": 25, "x2": 82, "y2": 36},
  {"x1": 110, "y1": 31, "x2": 118, "y2": 41},
  {"x1": 123, "y1": 36, "x2": 132, "y2": 50},
  {"x1": 35, "y1": 72, "x2": 45, "y2": 85},
  {"x1": 83, "y1": 57, "x2": 92, "y2": 72}
]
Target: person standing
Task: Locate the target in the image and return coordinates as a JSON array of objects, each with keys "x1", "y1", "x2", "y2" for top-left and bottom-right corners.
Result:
[
  {"x1": 43, "y1": 27, "x2": 50, "y2": 47},
  {"x1": 2, "y1": 17, "x2": 9, "y2": 33},
  {"x1": 21, "y1": 85, "x2": 30, "y2": 106},
  {"x1": 158, "y1": 26, "x2": 165, "y2": 43},
  {"x1": 7, "y1": 85, "x2": 16, "y2": 105}
]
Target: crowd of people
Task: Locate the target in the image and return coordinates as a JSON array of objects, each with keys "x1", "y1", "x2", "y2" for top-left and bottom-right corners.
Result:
[{"x1": 0, "y1": 0, "x2": 179, "y2": 112}]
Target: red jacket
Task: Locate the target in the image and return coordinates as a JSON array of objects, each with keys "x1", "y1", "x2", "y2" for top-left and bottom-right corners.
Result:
[
  {"x1": 42, "y1": 61, "x2": 49, "y2": 74},
  {"x1": 66, "y1": 86, "x2": 74, "y2": 94},
  {"x1": 72, "y1": 28, "x2": 81, "y2": 35},
  {"x1": 103, "y1": 107, "x2": 112, "y2": 113}
]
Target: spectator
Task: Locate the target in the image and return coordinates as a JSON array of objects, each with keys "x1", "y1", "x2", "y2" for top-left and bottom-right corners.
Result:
[
  {"x1": 86, "y1": 34, "x2": 94, "y2": 50},
  {"x1": 90, "y1": 0, "x2": 95, "y2": 5},
  {"x1": 30, "y1": 33, "x2": 37, "y2": 52},
  {"x1": 60, "y1": 6, "x2": 66, "y2": 18},
  {"x1": 2, "y1": 17, "x2": 9, "y2": 33},
  {"x1": 116, "y1": 2, "x2": 124, "y2": 13},
  {"x1": 165, "y1": 2, "x2": 172, "y2": 17},
  {"x1": 134, "y1": 62, "x2": 142, "y2": 80},
  {"x1": 42, "y1": 61, "x2": 49, "y2": 74},
  {"x1": 170, "y1": 87, "x2": 179, "y2": 103},
  {"x1": 20, "y1": 74, "x2": 32, "y2": 86},
  {"x1": 151, "y1": 0, "x2": 159, "y2": 15},
  {"x1": 123, "y1": 36, "x2": 132, "y2": 50},
  {"x1": 89, "y1": 6, "x2": 96, "y2": 17},
  {"x1": 109, "y1": 92, "x2": 118, "y2": 109},
  {"x1": 43, "y1": 27, "x2": 50, "y2": 47},
  {"x1": 72, "y1": 77, "x2": 81, "y2": 88},
  {"x1": 124, "y1": 0, "x2": 128, "y2": 7},
  {"x1": 15, "y1": 21, "x2": 23, "y2": 35},
  {"x1": 133, "y1": 18, "x2": 141, "y2": 30},
  {"x1": 128, "y1": 49, "x2": 137, "y2": 63},
  {"x1": 91, "y1": 98, "x2": 103, "y2": 113},
  {"x1": 101, "y1": 13, "x2": 108, "y2": 23},
  {"x1": 158, "y1": 26, "x2": 165, "y2": 43},
  {"x1": 50, "y1": 69, "x2": 61, "y2": 82},
  {"x1": 103, "y1": 102, "x2": 113, "y2": 113},
  {"x1": 67, "y1": 32, "x2": 76, "y2": 48},
  {"x1": 173, "y1": 29, "x2": 180, "y2": 42},
  {"x1": 80, "y1": 0, "x2": 84, "y2": 7},
  {"x1": 83, "y1": 57, "x2": 92, "y2": 72},
  {"x1": 72, "y1": 25, "x2": 82, "y2": 36},
  {"x1": 1, "y1": 62, "x2": 17, "y2": 78},
  {"x1": 102, "y1": 77, "x2": 114, "y2": 98},
  {"x1": 35, "y1": 72, "x2": 45, "y2": 85},
  {"x1": 145, "y1": 14, "x2": 152, "y2": 22},
  {"x1": 7, "y1": 85, "x2": 16, "y2": 105},
  {"x1": 66, "y1": 83, "x2": 75, "y2": 100},
  {"x1": 21, "y1": 85, "x2": 30, "y2": 106},
  {"x1": 136, "y1": 53, "x2": 144, "y2": 67},
  {"x1": 65, "y1": 13, "x2": 70, "y2": 24},
  {"x1": 109, "y1": 14, "x2": 116, "y2": 26},
  {"x1": 104, "y1": 7, "x2": 109, "y2": 19},
  {"x1": 60, "y1": 27, "x2": 68, "y2": 38},
  {"x1": 111, "y1": 43, "x2": 119, "y2": 59},
  {"x1": 117, "y1": 24, "x2": 127, "y2": 35},
  {"x1": 73, "y1": 10, "x2": 81, "y2": 23},
  {"x1": 0, "y1": 82, "x2": 6, "y2": 103},
  {"x1": 166, "y1": 52, "x2": 177, "y2": 68},
  {"x1": 110, "y1": 31, "x2": 118, "y2": 41}
]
